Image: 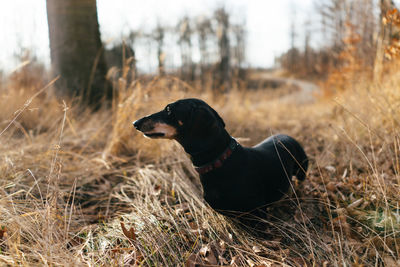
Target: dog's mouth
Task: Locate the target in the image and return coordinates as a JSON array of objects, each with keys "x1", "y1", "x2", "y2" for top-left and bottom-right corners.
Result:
[
  {"x1": 136, "y1": 122, "x2": 177, "y2": 139},
  {"x1": 143, "y1": 132, "x2": 165, "y2": 138}
]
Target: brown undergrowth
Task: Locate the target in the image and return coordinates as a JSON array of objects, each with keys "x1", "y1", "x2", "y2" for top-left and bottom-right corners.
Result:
[{"x1": 0, "y1": 62, "x2": 399, "y2": 266}]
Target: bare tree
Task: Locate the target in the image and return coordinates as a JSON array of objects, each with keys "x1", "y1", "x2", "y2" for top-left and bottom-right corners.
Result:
[
  {"x1": 126, "y1": 31, "x2": 139, "y2": 79},
  {"x1": 279, "y1": 0, "x2": 382, "y2": 77},
  {"x1": 358, "y1": 0, "x2": 376, "y2": 66},
  {"x1": 104, "y1": 8, "x2": 248, "y2": 86},
  {"x1": 46, "y1": 0, "x2": 110, "y2": 106},
  {"x1": 154, "y1": 23, "x2": 166, "y2": 76},
  {"x1": 177, "y1": 16, "x2": 194, "y2": 80},
  {"x1": 196, "y1": 16, "x2": 214, "y2": 83},
  {"x1": 288, "y1": 7, "x2": 298, "y2": 73},
  {"x1": 303, "y1": 20, "x2": 312, "y2": 75},
  {"x1": 232, "y1": 23, "x2": 246, "y2": 79},
  {"x1": 214, "y1": 7, "x2": 231, "y2": 90}
]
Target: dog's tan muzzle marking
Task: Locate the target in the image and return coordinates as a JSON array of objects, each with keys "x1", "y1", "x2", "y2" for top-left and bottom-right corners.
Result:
[{"x1": 143, "y1": 122, "x2": 177, "y2": 139}]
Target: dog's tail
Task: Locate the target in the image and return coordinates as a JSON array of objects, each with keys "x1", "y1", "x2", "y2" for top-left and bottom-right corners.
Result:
[{"x1": 294, "y1": 143, "x2": 308, "y2": 181}]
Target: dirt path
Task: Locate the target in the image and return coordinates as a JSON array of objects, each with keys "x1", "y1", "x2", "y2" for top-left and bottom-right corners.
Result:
[{"x1": 250, "y1": 71, "x2": 319, "y2": 104}]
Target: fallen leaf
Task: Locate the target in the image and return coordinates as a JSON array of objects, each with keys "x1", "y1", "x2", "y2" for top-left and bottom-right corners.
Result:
[
  {"x1": 252, "y1": 245, "x2": 262, "y2": 254},
  {"x1": 123, "y1": 251, "x2": 144, "y2": 266},
  {"x1": 291, "y1": 257, "x2": 307, "y2": 266},
  {"x1": 120, "y1": 222, "x2": 136, "y2": 242},
  {"x1": 347, "y1": 198, "x2": 364, "y2": 209},
  {"x1": 325, "y1": 165, "x2": 336, "y2": 173},
  {"x1": 0, "y1": 226, "x2": 7, "y2": 251},
  {"x1": 332, "y1": 215, "x2": 350, "y2": 236},
  {"x1": 219, "y1": 255, "x2": 229, "y2": 265},
  {"x1": 0, "y1": 227, "x2": 6, "y2": 240},
  {"x1": 326, "y1": 182, "x2": 336, "y2": 192},
  {"x1": 67, "y1": 235, "x2": 85, "y2": 248},
  {"x1": 246, "y1": 259, "x2": 256, "y2": 266},
  {"x1": 219, "y1": 240, "x2": 226, "y2": 253},
  {"x1": 153, "y1": 184, "x2": 161, "y2": 196},
  {"x1": 231, "y1": 255, "x2": 240, "y2": 265},
  {"x1": 175, "y1": 203, "x2": 190, "y2": 215},
  {"x1": 199, "y1": 244, "x2": 217, "y2": 265},
  {"x1": 186, "y1": 253, "x2": 206, "y2": 267},
  {"x1": 199, "y1": 245, "x2": 209, "y2": 257},
  {"x1": 384, "y1": 256, "x2": 400, "y2": 267},
  {"x1": 228, "y1": 233, "x2": 233, "y2": 241}
]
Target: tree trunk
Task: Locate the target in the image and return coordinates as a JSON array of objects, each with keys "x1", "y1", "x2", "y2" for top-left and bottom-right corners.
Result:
[
  {"x1": 46, "y1": 0, "x2": 110, "y2": 106},
  {"x1": 154, "y1": 24, "x2": 165, "y2": 76},
  {"x1": 215, "y1": 8, "x2": 231, "y2": 91}
]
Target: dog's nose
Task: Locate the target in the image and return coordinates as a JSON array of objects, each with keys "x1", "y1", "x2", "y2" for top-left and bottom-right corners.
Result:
[
  {"x1": 133, "y1": 119, "x2": 141, "y2": 129},
  {"x1": 133, "y1": 116, "x2": 150, "y2": 130}
]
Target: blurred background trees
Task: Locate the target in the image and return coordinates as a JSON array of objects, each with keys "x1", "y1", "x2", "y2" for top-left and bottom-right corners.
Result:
[
  {"x1": 46, "y1": 2, "x2": 247, "y2": 103},
  {"x1": 103, "y1": 7, "x2": 247, "y2": 91},
  {"x1": 277, "y1": 0, "x2": 399, "y2": 83},
  {"x1": 45, "y1": 0, "x2": 400, "y2": 103}
]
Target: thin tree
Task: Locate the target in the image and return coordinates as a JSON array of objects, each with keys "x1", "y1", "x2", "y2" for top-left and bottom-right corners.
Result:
[
  {"x1": 317, "y1": 0, "x2": 350, "y2": 68},
  {"x1": 232, "y1": 23, "x2": 246, "y2": 79},
  {"x1": 126, "y1": 31, "x2": 139, "y2": 80},
  {"x1": 154, "y1": 23, "x2": 166, "y2": 76},
  {"x1": 46, "y1": 0, "x2": 110, "y2": 106},
  {"x1": 196, "y1": 16, "x2": 213, "y2": 84},
  {"x1": 289, "y1": 8, "x2": 298, "y2": 73},
  {"x1": 303, "y1": 20, "x2": 312, "y2": 75},
  {"x1": 214, "y1": 7, "x2": 231, "y2": 90},
  {"x1": 177, "y1": 16, "x2": 194, "y2": 80}
]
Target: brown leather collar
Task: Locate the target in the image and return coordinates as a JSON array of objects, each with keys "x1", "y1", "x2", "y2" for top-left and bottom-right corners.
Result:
[{"x1": 194, "y1": 138, "x2": 238, "y2": 175}]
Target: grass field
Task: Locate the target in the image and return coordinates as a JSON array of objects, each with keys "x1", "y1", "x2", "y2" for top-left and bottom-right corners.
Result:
[{"x1": 0, "y1": 63, "x2": 399, "y2": 266}]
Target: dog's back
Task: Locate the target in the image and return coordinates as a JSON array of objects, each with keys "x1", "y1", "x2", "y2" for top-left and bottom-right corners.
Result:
[
  {"x1": 199, "y1": 134, "x2": 308, "y2": 216},
  {"x1": 239, "y1": 134, "x2": 308, "y2": 208},
  {"x1": 253, "y1": 134, "x2": 308, "y2": 181}
]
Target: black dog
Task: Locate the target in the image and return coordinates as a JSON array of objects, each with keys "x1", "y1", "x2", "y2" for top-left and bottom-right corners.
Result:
[{"x1": 133, "y1": 98, "x2": 308, "y2": 218}]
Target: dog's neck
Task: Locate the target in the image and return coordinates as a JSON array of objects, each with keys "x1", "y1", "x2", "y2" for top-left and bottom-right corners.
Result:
[{"x1": 182, "y1": 130, "x2": 232, "y2": 167}]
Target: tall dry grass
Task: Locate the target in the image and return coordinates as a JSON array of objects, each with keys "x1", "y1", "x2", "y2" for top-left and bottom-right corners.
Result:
[{"x1": 0, "y1": 60, "x2": 399, "y2": 266}]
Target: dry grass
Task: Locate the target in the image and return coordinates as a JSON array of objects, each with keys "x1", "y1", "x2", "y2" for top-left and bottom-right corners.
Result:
[{"x1": 0, "y1": 61, "x2": 399, "y2": 266}]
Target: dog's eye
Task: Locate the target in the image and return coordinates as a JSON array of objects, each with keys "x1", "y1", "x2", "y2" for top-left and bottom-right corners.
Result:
[{"x1": 166, "y1": 106, "x2": 172, "y2": 115}]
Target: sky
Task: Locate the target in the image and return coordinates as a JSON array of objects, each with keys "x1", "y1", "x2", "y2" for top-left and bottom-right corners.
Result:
[{"x1": 0, "y1": 0, "x2": 314, "y2": 73}]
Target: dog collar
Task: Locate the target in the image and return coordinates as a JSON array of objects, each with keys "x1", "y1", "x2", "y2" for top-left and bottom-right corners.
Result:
[{"x1": 194, "y1": 138, "x2": 238, "y2": 175}]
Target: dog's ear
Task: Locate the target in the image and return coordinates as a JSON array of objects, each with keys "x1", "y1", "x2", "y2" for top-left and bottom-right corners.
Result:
[
  {"x1": 199, "y1": 106, "x2": 225, "y2": 128},
  {"x1": 187, "y1": 105, "x2": 225, "y2": 134},
  {"x1": 208, "y1": 106, "x2": 225, "y2": 128}
]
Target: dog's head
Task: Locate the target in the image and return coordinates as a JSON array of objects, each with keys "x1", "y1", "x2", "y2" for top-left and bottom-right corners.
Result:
[{"x1": 133, "y1": 98, "x2": 225, "y2": 147}]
